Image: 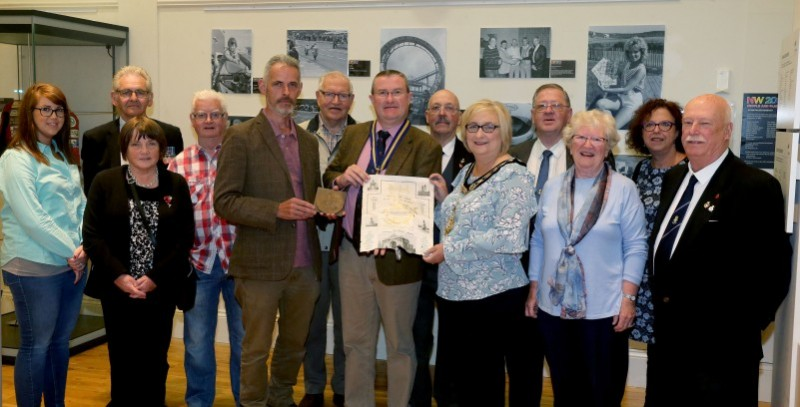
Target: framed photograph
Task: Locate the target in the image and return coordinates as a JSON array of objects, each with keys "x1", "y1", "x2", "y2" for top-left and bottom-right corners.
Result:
[
  {"x1": 287, "y1": 30, "x2": 349, "y2": 78},
  {"x1": 585, "y1": 25, "x2": 666, "y2": 130},
  {"x1": 380, "y1": 28, "x2": 446, "y2": 125},
  {"x1": 479, "y1": 27, "x2": 551, "y2": 79},
  {"x1": 211, "y1": 29, "x2": 253, "y2": 94}
]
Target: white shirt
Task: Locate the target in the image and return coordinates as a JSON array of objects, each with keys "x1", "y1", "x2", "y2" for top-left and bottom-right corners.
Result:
[
  {"x1": 653, "y1": 150, "x2": 729, "y2": 265},
  {"x1": 441, "y1": 136, "x2": 457, "y2": 172},
  {"x1": 525, "y1": 138, "x2": 568, "y2": 179}
]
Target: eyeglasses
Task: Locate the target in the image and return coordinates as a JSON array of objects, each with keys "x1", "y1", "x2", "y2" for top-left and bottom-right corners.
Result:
[
  {"x1": 116, "y1": 89, "x2": 150, "y2": 99},
  {"x1": 318, "y1": 91, "x2": 353, "y2": 101},
  {"x1": 373, "y1": 89, "x2": 407, "y2": 99},
  {"x1": 191, "y1": 111, "x2": 227, "y2": 121},
  {"x1": 534, "y1": 103, "x2": 568, "y2": 113},
  {"x1": 643, "y1": 121, "x2": 675, "y2": 132},
  {"x1": 33, "y1": 106, "x2": 66, "y2": 118},
  {"x1": 573, "y1": 135, "x2": 607, "y2": 146},
  {"x1": 427, "y1": 104, "x2": 459, "y2": 114},
  {"x1": 465, "y1": 123, "x2": 499, "y2": 133}
]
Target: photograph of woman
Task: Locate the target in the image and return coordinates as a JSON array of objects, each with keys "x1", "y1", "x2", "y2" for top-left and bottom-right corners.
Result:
[
  {"x1": 585, "y1": 25, "x2": 665, "y2": 130},
  {"x1": 0, "y1": 83, "x2": 87, "y2": 407},
  {"x1": 82, "y1": 116, "x2": 194, "y2": 406}
]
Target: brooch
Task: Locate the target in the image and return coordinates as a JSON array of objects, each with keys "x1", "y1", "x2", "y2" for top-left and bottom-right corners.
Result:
[{"x1": 164, "y1": 195, "x2": 173, "y2": 208}]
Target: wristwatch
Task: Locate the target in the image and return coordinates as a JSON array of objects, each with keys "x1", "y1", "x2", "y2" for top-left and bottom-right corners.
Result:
[{"x1": 622, "y1": 293, "x2": 637, "y2": 302}]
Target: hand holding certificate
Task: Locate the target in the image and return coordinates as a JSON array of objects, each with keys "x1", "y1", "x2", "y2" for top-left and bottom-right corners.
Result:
[{"x1": 360, "y1": 174, "x2": 434, "y2": 256}]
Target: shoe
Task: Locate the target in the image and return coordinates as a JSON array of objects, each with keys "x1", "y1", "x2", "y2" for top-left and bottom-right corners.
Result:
[
  {"x1": 333, "y1": 393, "x2": 345, "y2": 407},
  {"x1": 298, "y1": 393, "x2": 324, "y2": 407}
]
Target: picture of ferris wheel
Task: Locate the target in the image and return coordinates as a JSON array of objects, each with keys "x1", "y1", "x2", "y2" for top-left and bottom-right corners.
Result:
[{"x1": 380, "y1": 29, "x2": 447, "y2": 125}]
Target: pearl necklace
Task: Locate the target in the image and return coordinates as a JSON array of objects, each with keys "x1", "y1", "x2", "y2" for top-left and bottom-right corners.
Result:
[{"x1": 127, "y1": 166, "x2": 159, "y2": 188}]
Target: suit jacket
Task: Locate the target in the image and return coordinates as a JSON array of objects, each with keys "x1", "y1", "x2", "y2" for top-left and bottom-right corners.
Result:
[
  {"x1": 532, "y1": 45, "x2": 548, "y2": 71},
  {"x1": 509, "y1": 136, "x2": 616, "y2": 170},
  {"x1": 83, "y1": 166, "x2": 195, "y2": 304},
  {"x1": 81, "y1": 118, "x2": 184, "y2": 194},
  {"x1": 214, "y1": 111, "x2": 322, "y2": 281},
  {"x1": 442, "y1": 138, "x2": 474, "y2": 193},
  {"x1": 323, "y1": 121, "x2": 442, "y2": 285},
  {"x1": 649, "y1": 152, "x2": 791, "y2": 364}
]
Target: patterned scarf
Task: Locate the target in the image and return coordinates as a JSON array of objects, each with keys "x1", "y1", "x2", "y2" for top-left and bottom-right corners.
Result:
[{"x1": 549, "y1": 162, "x2": 611, "y2": 319}]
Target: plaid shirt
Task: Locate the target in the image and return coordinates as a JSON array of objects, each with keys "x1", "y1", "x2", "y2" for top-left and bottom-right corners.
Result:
[{"x1": 168, "y1": 144, "x2": 236, "y2": 273}]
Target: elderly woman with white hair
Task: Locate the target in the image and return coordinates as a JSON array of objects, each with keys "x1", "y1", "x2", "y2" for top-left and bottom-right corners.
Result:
[{"x1": 526, "y1": 109, "x2": 647, "y2": 406}]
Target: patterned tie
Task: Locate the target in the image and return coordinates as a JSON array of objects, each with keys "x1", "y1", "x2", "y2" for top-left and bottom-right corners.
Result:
[
  {"x1": 367, "y1": 130, "x2": 391, "y2": 174},
  {"x1": 535, "y1": 149, "x2": 553, "y2": 199},
  {"x1": 654, "y1": 175, "x2": 698, "y2": 272}
]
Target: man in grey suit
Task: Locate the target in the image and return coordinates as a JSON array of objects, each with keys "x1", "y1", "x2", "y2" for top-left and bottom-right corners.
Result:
[
  {"x1": 649, "y1": 94, "x2": 790, "y2": 406},
  {"x1": 214, "y1": 54, "x2": 322, "y2": 407},
  {"x1": 297, "y1": 71, "x2": 356, "y2": 407},
  {"x1": 324, "y1": 70, "x2": 441, "y2": 407},
  {"x1": 81, "y1": 65, "x2": 183, "y2": 194}
]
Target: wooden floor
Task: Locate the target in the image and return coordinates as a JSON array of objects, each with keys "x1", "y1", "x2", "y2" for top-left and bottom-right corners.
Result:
[{"x1": 0, "y1": 340, "x2": 770, "y2": 406}]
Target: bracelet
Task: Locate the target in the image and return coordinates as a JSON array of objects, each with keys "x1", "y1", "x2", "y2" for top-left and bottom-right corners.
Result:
[{"x1": 622, "y1": 293, "x2": 636, "y2": 302}]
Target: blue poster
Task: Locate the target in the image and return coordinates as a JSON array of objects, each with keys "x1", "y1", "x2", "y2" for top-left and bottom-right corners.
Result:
[{"x1": 740, "y1": 93, "x2": 778, "y2": 168}]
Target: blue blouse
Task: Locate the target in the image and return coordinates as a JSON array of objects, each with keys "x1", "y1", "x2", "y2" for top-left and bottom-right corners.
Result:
[
  {"x1": 434, "y1": 162, "x2": 537, "y2": 301},
  {"x1": 0, "y1": 143, "x2": 85, "y2": 272}
]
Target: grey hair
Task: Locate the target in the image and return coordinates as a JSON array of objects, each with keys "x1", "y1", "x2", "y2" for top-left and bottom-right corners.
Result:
[
  {"x1": 113, "y1": 65, "x2": 152, "y2": 92},
  {"x1": 263, "y1": 54, "x2": 301, "y2": 81},
  {"x1": 317, "y1": 71, "x2": 353, "y2": 93}
]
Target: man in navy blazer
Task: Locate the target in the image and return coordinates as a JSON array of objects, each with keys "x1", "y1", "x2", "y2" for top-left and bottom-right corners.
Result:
[
  {"x1": 81, "y1": 65, "x2": 183, "y2": 194},
  {"x1": 649, "y1": 94, "x2": 791, "y2": 406}
]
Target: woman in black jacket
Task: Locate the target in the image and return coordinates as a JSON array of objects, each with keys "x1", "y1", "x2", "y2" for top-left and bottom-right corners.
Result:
[{"x1": 83, "y1": 116, "x2": 194, "y2": 407}]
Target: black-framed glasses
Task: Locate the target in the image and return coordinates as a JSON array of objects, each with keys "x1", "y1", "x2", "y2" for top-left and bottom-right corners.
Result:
[
  {"x1": 465, "y1": 123, "x2": 499, "y2": 133},
  {"x1": 115, "y1": 89, "x2": 150, "y2": 99},
  {"x1": 534, "y1": 103, "x2": 568, "y2": 113},
  {"x1": 33, "y1": 106, "x2": 66, "y2": 118},
  {"x1": 191, "y1": 111, "x2": 227, "y2": 121},
  {"x1": 643, "y1": 121, "x2": 675, "y2": 132},
  {"x1": 318, "y1": 91, "x2": 353, "y2": 101}
]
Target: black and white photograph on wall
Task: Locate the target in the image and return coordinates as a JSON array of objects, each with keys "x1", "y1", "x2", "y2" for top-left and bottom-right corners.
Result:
[
  {"x1": 211, "y1": 29, "x2": 252, "y2": 94},
  {"x1": 585, "y1": 25, "x2": 665, "y2": 130},
  {"x1": 294, "y1": 99, "x2": 321, "y2": 124},
  {"x1": 479, "y1": 27, "x2": 551, "y2": 79},
  {"x1": 380, "y1": 28, "x2": 446, "y2": 125},
  {"x1": 287, "y1": 30, "x2": 349, "y2": 78},
  {"x1": 504, "y1": 102, "x2": 534, "y2": 145}
]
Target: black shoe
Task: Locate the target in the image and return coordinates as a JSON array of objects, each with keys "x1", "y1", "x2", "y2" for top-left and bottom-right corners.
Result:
[
  {"x1": 298, "y1": 393, "x2": 324, "y2": 407},
  {"x1": 333, "y1": 393, "x2": 345, "y2": 407}
]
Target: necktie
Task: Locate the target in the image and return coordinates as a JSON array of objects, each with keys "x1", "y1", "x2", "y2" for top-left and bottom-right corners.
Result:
[
  {"x1": 354, "y1": 130, "x2": 391, "y2": 252},
  {"x1": 367, "y1": 130, "x2": 391, "y2": 174},
  {"x1": 535, "y1": 150, "x2": 553, "y2": 200},
  {"x1": 654, "y1": 175, "x2": 698, "y2": 272}
]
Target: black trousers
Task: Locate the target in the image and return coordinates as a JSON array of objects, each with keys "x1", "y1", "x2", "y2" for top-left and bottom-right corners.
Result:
[
  {"x1": 437, "y1": 286, "x2": 542, "y2": 407},
  {"x1": 101, "y1": 290, "x2": 176, "y2": 407},
  {"x1": 539, "y1": 312, "x2": 629, "y2": 407}
]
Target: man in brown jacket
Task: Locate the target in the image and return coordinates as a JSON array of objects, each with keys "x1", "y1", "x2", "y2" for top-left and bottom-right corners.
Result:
[
  {"x1": 324, "y1": 70, "x2": 441, "y2": 407},
  {"x1": 215, "y1": 54, "x2": 321, "y2": 407}
]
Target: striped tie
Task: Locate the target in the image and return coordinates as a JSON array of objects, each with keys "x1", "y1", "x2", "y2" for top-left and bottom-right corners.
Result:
[{"x1": 654, "y1": 175, "x2": 698, "y2": 272}]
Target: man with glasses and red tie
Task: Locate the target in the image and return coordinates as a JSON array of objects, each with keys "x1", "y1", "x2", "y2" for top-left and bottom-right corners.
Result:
[
  {"x1": 648, "y1": 94, "x2": 790, "y2": 406},
  {"x1": 324, "y1": 70, "x2": 441, "y2": 407},
  {"x1": 297, "y1": 71, "x2": 357, "y2": 407},
  {"x1": 81, "y1": 65, "x2": 183, "y2": 194}
]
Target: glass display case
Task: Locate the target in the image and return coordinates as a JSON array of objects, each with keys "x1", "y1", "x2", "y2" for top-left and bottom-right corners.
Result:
[{"x1": 0, "y1": 9, "x2": 128, "y2": 361}]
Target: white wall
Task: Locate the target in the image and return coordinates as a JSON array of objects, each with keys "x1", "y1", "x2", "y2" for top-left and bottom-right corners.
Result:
[{"x1": 0, "y1": 0, "x2": 796, "y2": 401}]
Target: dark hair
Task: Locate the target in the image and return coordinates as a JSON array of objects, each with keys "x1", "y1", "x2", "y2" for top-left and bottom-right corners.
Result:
[
  {"x1": 8, "y1": 83, "x2": 76, "y2": 166},
  {"x1": 371, "y1": 70, "x2": 409, "y2": 94},
  {"x1": 626, "y1": 98, "x2": 684, "y2": 155},
  {"x1": 532, "y1": 83, "x2": 571, "y2": 107},
  {"x1": 120, "y1": 116, "x2": 167, "y2": 160}
]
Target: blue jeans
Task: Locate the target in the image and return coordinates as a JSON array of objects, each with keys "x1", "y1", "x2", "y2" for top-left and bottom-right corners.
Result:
[
  {"x1": 3, "y1": 269, "x2": 86, "y2": 407},
  {"x1": 183, "y1": 256, "x2": 244, "y2": 407}
]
